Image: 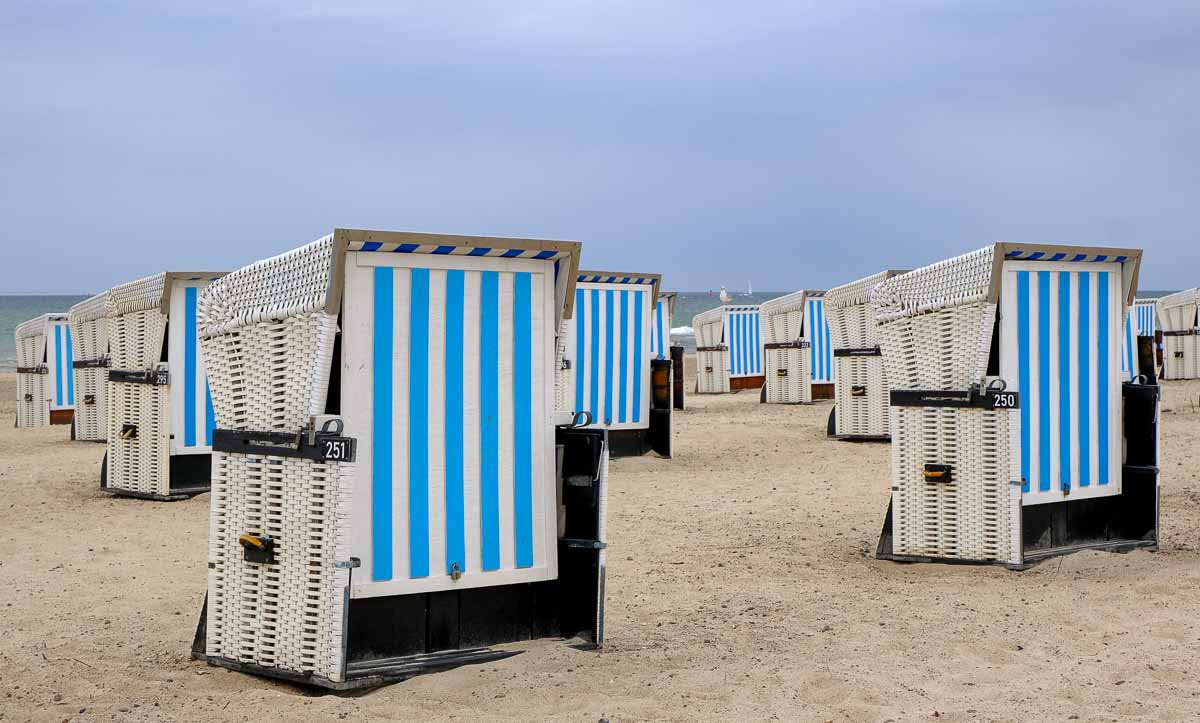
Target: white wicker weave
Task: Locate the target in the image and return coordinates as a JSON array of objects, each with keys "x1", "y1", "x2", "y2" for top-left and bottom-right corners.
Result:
[
  {"x1": 826, "y1": 271, "x2": 907, "y2": 437},
  {"x1": 692, "y1": 307, "x2": 730, "y2": 394},
  {"x1": 69, "y1": 292, "x2": 110, "y2": 441},
  {"x1": 760, "y1": 291, "x2": 820, "y2": 404},
  {"x1": 15, "y1": 316, "x2": 51, "y2": 428}
]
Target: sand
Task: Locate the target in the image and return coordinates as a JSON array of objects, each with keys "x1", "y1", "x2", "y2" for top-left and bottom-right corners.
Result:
[{"x1": 2, "y1": 365, "x2": 1200, "y2": 722}]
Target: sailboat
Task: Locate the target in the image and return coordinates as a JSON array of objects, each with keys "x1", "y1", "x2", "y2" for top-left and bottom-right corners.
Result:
[{"x1": 744, "y1": 280, "x2": 753, "y2": 297}]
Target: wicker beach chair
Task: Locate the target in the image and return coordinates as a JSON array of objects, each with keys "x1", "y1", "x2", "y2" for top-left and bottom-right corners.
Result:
[
  {"x1": 101, "y1": 271, "x2": 226, "y2": 500},
  {"x1": 14, "y1": 313, "x2": 73, "y2": 428},
  {"x1": 557, "y1": 270, "x2": 672, "y2": 457},
  {"x1": 824, "y1": 271, "x2": 908, "y2": 438},
  {"x1": 873, "y1": 244, "x2": 1159, "y2": 567},
  {"x1": 191, "y1": 229, "x2": 609, "y2": 689},
  {"x1": 68, "y1": 292, "x2": 110, "y2": 441}
]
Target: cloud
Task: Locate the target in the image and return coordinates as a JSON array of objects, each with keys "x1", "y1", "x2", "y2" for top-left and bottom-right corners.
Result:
[{"x1": 1, "y1": 1, "x2": 1199, "y2": 291}]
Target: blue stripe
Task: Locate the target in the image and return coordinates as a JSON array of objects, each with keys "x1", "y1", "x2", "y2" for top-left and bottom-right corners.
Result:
[
  {"x1": 480, "y1": 271, "x2": 500, "y2": 570},
  {"x1": 633, "y1": 291, "x2": 644, "y2": 422},
  {"x1": 654, "y1": 300, "x2": 664, "y2": 358},
  {"x1": 1028, "y1": 251, "x2": 1045, "y2": 260},
  {"x1": 513, "y1": 272, "x2": 534, "y2": 568},
  {"x1": 1098, "y1": 272, "x2": 1109, "y2": 486},
  {"x1": 1018, "y1": 271, "x2": 1031, "y2": 493},
  {"x1": 821, "y1": 302, "x2": 830, "y2": 380},
  {"x1": 432, "y1": 245, "x2": 455, "y2": 255},
  {"x1": 1125, "y1": 314, "x2": 1135, "y2": 377},
  {"x1": 1037, "y1": 271, "x2": 1051, "y2": 492},
  {"x1": 733, "y1": 313, "x2": 741, "y2": 375},
  {"x1": 1058, "y1": 272, "x2": 1071, "y2": 492},
  {"x1": 589, "y1": 289, "x2": 600, "y2": 419},
  {"x1": 409, "y1": 268, "x2": 430, "y2": 579},
  {"x1": 809, "y1": 301, "x2": 817, "y2": 380},
  {"x1": 54, "y1": 325, "x2": 63, "y2": 406},
  {"x1": 1071, "y1": 253, "x2": 1087, "y2": 262},
  {"x1": 205, "y1": 382, "x2": 214, "y2": 446},
  {"x1": 1078, "y1": 272, "x2": 1090, "y2": 487},
  {"x1": 65, "y1": 325, "x2": 74, "y2": 405},
  {"x1": 604, "y1": 290, "x2": 614, "y2": 424},
  {"x1": 756, "y1": 313, "x2": 763, "y2": 374},
  {"x1": 372, "y1": 266, "x2": 394, "y2": 581},
  {"x1": 574, "y1": 290, "x2": 585, "y2": 415},
  {"x1": 1049, "y1": 253, "x2": 1065, "y2": 261},
  {"x1": 445, "y1": 270, "x2": 465, "y2": 574},
  {"x1": 533, "y1": 250, "x2": 556, "y2": 260},
  {"x1": 619, "y1": 291, "x2": 629, "y2": 423},
  {"x1": 362, "y1": 241, "x2": 382, "y2": 251},
  {"x1": 501, "y1": 249, "x2": 523, "y2": 258},
  {"x1": 184, "y1": 288, "x2": 197, "y2": 447},
  {"x1": 396, "y1": 243, "x2": 420, "y2": 253},
  {"x1": 468, "y1": 247, "x2": 491, "y2": 256}
]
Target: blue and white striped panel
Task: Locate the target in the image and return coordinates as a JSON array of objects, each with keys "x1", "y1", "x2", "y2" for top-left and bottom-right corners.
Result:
[
  {"x1": 1000, "y1": 263, "x2": 1123, "y2": 506},
  {"x1": 168, "y1": 283, "x2": 216, "y2": 455},
  {"x1": 48, "y1": 318, "x2": 74, "y2": 410},
  {"x1": 806, "y1": 298, "x2": 833, "y2": 384},
  {"x1": 649, "y1": 296, "x2": 671, "y2": 361},
  {"x1": 1134, "y1": 301, "x2": 1156, "y2": 337},
  {"x1": 344, "y1": 254, "x2": 557, "y2": 597},
  {"x1": 1121, "y1": 308, "x2": 1138, "y2": 382},
  {"x1": 351, "y1": 241, "x2": 568, "y2": 261},
  {"x1": 571, "y1": 283, "x2": 652, "y2": 430},
  {"x1": 724, "y1": 307, "x2": 762, "y2": 378}
]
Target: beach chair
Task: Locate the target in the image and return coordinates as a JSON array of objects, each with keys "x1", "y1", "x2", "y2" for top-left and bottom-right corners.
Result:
[
  {"x1": 758, "y1": 291, "x2": 832, "y2": 404},
  {"x1": 191, "y1": 229, "x2": 608, "y2": 689},
  {"x1": 14, "y1": 313, "x2": 73, "y2": 428},
  {"x1": 557, "y1": 270, "x2": 672, "y2": 457},
  {"x1": 1155, "y1": 289, "x2": 1199, "y2": 379},
  {"x1": 873, "y1": 244, "x2": 1159, "y2": 567},
  {"x1": 693, "y1": 304, "x2": 763, "y2": 394},
  {"x1": 68, "y1": 292, "x2": 110, "y2": 442},
  {"x1": 101, "y1": 272, "x2": 226, "y2": 500},
  {"x1": 824, "y1": 271, "x2": 908, "y2": 439}
]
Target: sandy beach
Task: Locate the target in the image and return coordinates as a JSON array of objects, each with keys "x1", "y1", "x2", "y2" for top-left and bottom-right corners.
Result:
[{"x1": 2, "y1": 363, "x2": 1200, "y2": 722}]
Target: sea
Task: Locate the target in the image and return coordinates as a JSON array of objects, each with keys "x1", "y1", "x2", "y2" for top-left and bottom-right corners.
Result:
[
  {"x1": 0, "y1": 295, "x2": 89, "y2": 371},
  {"x1": 0, "y1": 290, "x2": 1177, "y2": 370}
]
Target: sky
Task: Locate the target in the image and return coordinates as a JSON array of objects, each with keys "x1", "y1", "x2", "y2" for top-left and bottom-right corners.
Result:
[{"x1": 2, "y1": 1, "x2": 1198, "y2": 293}]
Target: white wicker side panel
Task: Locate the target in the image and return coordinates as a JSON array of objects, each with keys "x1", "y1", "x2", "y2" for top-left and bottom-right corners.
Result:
[
  {"x1": 554, "y1": 319, "x2": 571, "y2": 414},
  {"x1": 891, "y1": 406, "x2": 1017, "y2": 564},
  {"x1": 109, "y1": 310, "x2": 167, "y2": 371},
  {"x1": 877, "y1": 302, "x2": 996, "y2": 390},
  {"x1": 206, "y1": 452, "x2": 353, "y2": 682},
  {"x1": 695, "y1": 349, "x2": 730, "y2": 394},
  {"x1": 16, "y1": 373, "x2": 48, "y2": 428},
  {"x1": 73, "y1": 367, "x2": 107, "y2": 440},
  {"x1": 199, "y1": 312, "x2": 337, "y2": 432},
  {"x1": 15, "y1": 329, "x2": 49, "y2": 428},
  {"x1": 764, "y1": 347, "x2": 810, "y2": 403},
  {"x1": 834, "y1": 356, "x2": 888, "y2": 436},
  {"x1": 1163, "y1": 335, "x2": 1200, "y2": 380},
  {"x1": 106, "y1": 382, "x2": 170, "y2": 496}
]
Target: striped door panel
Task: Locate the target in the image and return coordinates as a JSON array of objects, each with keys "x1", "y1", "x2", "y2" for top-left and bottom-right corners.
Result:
[
  {"x1": 49, "y1": 319, "x2": 74, "y2": 411},
  {"x1": 344, "y1": 253, "x2": 557, "y2": 598},
  {"x1": 1000, "y1": 263, "x2": 1123, "y2": 506},
  {"x1": 1134, "y1": 302, "x2": 1156, "y2": 337},
  {"x1": 806, "y1": 298, "x2": 833, "y2": 383},
  {"x1": 168, "y1": 283, "x2": 216, "y2": 455},
  {"x1": 724, "y1": 308, "x2": 762, "y2": 377},
  {"x1": 649, "y1": 297, "x2": 671, "y2": 360},
  {"x1": 569, "y1": 283, "x2": 652, "y2": 430}
]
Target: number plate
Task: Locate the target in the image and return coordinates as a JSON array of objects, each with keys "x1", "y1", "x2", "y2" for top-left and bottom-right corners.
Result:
[
  {"x1": 319, "y1": 438, "x2": 356, "y2": 462},
  {"x1": 986, "y1": 391, "x2": 1020, "y2": 409}
]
